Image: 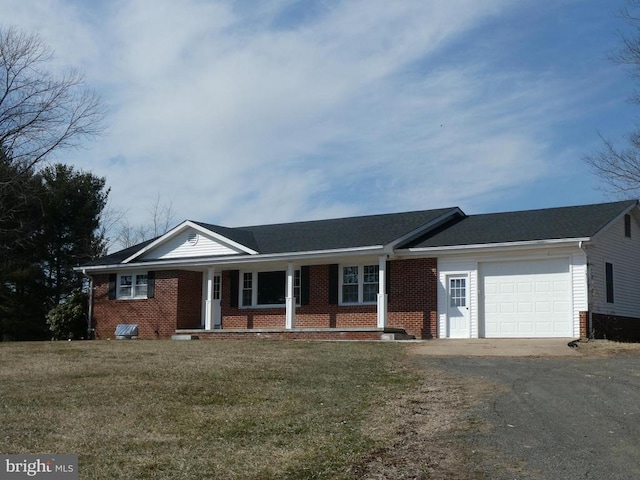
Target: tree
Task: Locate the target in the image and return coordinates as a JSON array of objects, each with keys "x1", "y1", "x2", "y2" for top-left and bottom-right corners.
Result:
[
  {"x1": 585, "y1": 1, "x2": 640, "y2": 194},
  {"x1": 0, "y1": 27, "x2": 103, "y2": 175},
  {"x1": 37, "y1": 164, "x2": 109, "y2": 308},
  {"x1": 114, "y1": 196, "x2": 175, "y2": 249},
  {"x1": 0, "y1": 26, "x2": 104, "y2": 340}
]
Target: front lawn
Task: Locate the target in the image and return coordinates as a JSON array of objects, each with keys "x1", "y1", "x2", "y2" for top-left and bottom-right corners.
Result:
[{"x1": 0, "y1": 340, "x2": 424, "y2": 479}]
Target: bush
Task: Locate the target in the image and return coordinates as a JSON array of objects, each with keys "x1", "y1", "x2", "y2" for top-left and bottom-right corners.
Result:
[{"x1": 46, "y1": 289, "x2": 88, "y2": 340}]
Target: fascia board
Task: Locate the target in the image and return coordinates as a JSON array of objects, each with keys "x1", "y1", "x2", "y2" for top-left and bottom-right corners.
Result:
[
  {"x1": 396, "y1": 237, "x2": 590, "y2": 256},
  {"x1": 77, "y1": 245, "x2": 385, "y2": 273},
  {"x1": 122, "y1": 220, "x2": 258, "y2": 263},
  {"x1": 589, "y1": 201, "x2": 639, "y2": 243},
  {"x1": 383, "y1": 207, "x2": 465, "y2": 252}
]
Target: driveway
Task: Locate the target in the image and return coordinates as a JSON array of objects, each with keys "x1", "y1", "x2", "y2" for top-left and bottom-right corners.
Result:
[{"x1": 414, "y1": 352, "x2": 640, "y2": 479}]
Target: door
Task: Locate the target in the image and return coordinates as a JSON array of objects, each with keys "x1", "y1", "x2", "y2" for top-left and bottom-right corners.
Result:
[
  {"x1": 447, "y1": 275, "x2": 470, "y2": 338},
  {"x1": 480, "y1": 258, "x2": 572, "y2": 338}
]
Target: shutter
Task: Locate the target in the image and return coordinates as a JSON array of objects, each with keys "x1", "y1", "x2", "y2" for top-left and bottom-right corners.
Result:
[
  {"x1": 147, "y1": 271, "x2": 155, "y2": 298},
  {"x1": 328, "y1": 264, "x2": 339, "y2": 305},
  {"x1": 301, "y1": 266, "x2": 310, "y2": 305},
  {"x1": 108, "y1": 274, "x2": 117, "y2": 300},
  {"x1": 385, "y1": 260, "x2": 391, "y2": 297},
  {"x1": 229, "y1": 270, "x2": 239, "y2": 308}
]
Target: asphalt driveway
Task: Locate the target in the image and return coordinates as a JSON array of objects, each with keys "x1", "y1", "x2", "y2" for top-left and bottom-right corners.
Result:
[{"x1": 417, "y1": 354, "x2": 640, "y2": 479}]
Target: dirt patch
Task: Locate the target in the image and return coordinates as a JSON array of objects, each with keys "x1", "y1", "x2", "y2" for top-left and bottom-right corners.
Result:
[
  {"x1": 575, "y1": 339, "x2": 640, "y2": 357},
  {"x1": 353, "y1": 356, "x2": 499, "y2": 479}
]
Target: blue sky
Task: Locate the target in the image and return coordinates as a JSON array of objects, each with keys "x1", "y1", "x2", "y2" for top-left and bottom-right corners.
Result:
[{"x1": 2, "y1": 0, "x2": 638, "y2": 229}]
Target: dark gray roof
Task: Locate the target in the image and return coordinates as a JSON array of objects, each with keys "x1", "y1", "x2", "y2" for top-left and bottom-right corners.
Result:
[
  {"x1": 196, "y1": 207, "x2": 459, "y2": 254},
  {"x1": 82, "y1": 200, "x2": 638, "y2": 268},
  {"x1": 404, "y1": 200, "x2": 638, "y2": 248},
  {"x1": 82, "y1": 237, "x2": 158, "y2": 266}
]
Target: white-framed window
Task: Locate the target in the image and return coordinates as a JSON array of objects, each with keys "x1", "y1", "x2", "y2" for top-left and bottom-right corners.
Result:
[
  {"x1": 118, "y1": 273, "x2": 148, "y2": 299},
  {"x1": 340, "y1": 264, "x2": 379, "y2": 304},
  {"x1": 213, "y1": 275, "x2": 221, "y2": 300},
  {"x1": 240, "y1": 269, "x2": 301, "y2": 307}
]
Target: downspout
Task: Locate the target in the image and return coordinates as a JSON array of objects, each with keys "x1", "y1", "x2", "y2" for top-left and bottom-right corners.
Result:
[
  {"x1": 578, "y1": 241, "x2": 592, "y2": 338},
  {"x1": 82, "y1": 269, "x2": 94, "y2": 340}
]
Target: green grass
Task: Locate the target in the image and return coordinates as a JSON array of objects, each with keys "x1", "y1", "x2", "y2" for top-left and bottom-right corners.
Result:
[{"x1": 0, "y1": 340, "x2": 419, "y2": 479}]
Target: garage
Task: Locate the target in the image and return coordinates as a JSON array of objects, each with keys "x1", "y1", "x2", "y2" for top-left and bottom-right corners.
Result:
[{"x1": 480, "y1": 258, "x2": 573, "y2": 338}]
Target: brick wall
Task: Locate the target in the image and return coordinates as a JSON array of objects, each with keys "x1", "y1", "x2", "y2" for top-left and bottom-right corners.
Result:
[
  {"x1": 388, "y1": 258, "x2": 438, "y2": 339},
  {"x1": 219, "y1": 259, "x2": 438, "y2": 339},
  {"x1": 91, "y1": 270, "x2": 202, "y2": 339},
  {"x1": 92, "y1": 259, "x2": 439, "y2": 340}
]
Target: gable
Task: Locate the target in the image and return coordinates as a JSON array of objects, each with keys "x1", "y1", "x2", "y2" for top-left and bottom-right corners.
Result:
[{"x1": 140, "y1": 227, "x2": 247, "y2": 260}]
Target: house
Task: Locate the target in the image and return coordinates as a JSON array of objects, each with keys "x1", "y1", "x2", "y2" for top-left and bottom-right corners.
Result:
[{"x1": 78, "y1": 200, "x2": 640, "y2": 341}]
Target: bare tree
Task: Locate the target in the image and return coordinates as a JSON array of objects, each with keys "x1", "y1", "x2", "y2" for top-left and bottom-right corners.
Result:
[
  {"x1": 0, "y1": 27, "x2": 103, "y2": 175},
  {"x1": 585, "y1": 1, "x2": 640, "y2": 195},
  {"x1": 114, "y1": 196, "x2": 175, "y2": 250}
]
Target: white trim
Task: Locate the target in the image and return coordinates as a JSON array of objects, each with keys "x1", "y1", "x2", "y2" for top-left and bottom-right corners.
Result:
[
  {"x1": 122, "y1": 220, "x2": 258, "y2": 263},
  {"x1": 239, "y1": 267, "x2": 302, "y2": 309},
  {"x1": 116, "y1": 272, "x2": 148, "y2": 300},
  {"x1": 77, "y1": 245, "x2": 386, "y2": 273},
  {"x1": 339, "y1": 263, "x2": 379, "y2": 306},
  {"x1": 399, "y1": 238, "x2": 590, "y2": 256}
]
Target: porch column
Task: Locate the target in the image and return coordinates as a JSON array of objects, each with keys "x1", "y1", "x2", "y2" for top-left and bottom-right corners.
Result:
[
  {"x1": 285, "y1": 262, "x2": 296, "y2": 329},
  {"x1": 377, "y1": 256, "x2": 388, "y2": 329},
  {"x1": 204, "y1": 267, "x2": 215, "y2": 330}
]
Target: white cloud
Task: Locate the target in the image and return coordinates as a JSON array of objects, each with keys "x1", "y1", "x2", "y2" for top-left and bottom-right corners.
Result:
[{"x1": 1, "y1": 0, "x2": 620, "y2": 235}]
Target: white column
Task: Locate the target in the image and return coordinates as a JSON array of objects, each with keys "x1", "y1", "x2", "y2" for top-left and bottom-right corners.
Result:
[
  {"x1": 285, "y1": 262, "x2": 296, "y2": 329},
  {"x1": 204, "y1": 267, "x2": 215, "y2": 330},
  {"x1": 377, "y1": 256, "x2": 388, "y2": 329}
]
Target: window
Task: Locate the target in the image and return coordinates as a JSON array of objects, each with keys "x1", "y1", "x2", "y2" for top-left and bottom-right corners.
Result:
[
  {"x1": 242, "y1": 272, "x2": 253, "y2": 306},
  {"x1": 240, "y1": 270, "x2": 301, "y2": 307},
  {"x1": 118, "y1": 273, "x2": 148, "y2": 299},
  {"x1": 449, "y1": 278, "x2": 466, "y2": 307},
  {"x1": 258, "y1": 271, "x2": 286, "y2": 305},
  {"x1": 625, "y1": 214, "x2": 632, "y2": 238},
  {"x1": 213, "y1": 275, "x2": 221, "y2": 300},
  {"x1": 605, "y1": 262, "x2": 614, "y2": 304},
  {"x1": 340, "y1": 264, "x2": 379, "y2": 304}
]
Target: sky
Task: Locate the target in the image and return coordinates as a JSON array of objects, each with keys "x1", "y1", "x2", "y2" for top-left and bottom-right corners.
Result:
[{"x1": 2, "y1": 0, "x2": 639, "y2": 232}]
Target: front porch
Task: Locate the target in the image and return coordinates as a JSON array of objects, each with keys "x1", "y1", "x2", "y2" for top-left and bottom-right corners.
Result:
[{"x1": 174, "y1": 327, "x2": 415, "y2": 341}]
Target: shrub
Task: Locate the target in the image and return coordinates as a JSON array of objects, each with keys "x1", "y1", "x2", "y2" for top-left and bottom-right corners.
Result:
[{"x1": 46, "y1": 289, "x2": 88, "y2": 340}]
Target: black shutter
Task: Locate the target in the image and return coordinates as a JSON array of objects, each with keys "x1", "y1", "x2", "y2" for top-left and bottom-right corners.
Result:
[
  {"x1": 229, "y1": 270, "x2": 239, "y2": 307},
  {"x1": 108, "y1": 274, "x2": 117, "y2": 300},
  {"x1": 147, "y1": 271, "x2": 155, "y2": 298},
  {"x1": 328, "y1": 264, "x2": 339, "y2": 304},
  {"x1": 385, "y1": 260, "x2": 391, "y2": 297},
  {"x1": 301, "y1": 266, "x2": 310, "y2": 305}
]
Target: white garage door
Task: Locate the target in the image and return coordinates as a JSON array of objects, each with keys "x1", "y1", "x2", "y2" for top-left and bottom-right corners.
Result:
[{"x1": 481, "y1": 258, "x2": 573, "y2": 338}]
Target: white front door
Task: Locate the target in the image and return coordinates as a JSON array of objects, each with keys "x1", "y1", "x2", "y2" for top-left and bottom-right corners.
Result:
[{"x1": 447, "y1": 275, "x2": 470, "y2": 338}]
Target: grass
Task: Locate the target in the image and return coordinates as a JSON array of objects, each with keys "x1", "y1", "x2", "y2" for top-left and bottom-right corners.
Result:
[{"x1": 0, "y1": 340, "x2": 422, "y2": 479}]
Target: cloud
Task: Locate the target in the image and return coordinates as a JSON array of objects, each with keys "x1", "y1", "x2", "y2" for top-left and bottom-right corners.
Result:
[{"x1": 1, "y1": 0, "x2": 614, "y2": 232}]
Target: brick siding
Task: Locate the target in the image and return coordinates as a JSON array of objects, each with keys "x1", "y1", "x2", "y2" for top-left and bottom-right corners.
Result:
[
  {"x1": 91, "y1": 270, "x2": 201, "y2": 339},
  {"x1": 91, "y1": 259, "x2": 439, "y2": 340}
]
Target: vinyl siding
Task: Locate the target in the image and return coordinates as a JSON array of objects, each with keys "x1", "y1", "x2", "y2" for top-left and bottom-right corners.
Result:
[
  {"x1": 571, "y1": 251, "x2": 588, "y2": 337},
  {"x1": 438, "y1": 258, "x2": 477, "y2": 338},
  {"x1": 141, "y1": 228, "x2": 242, "y2": 260},
  {"x1": 437, "y1": 247, "x2": 586, "y2": 338},
  {"x1": 587, "y1": 212, "x2": 640, "y2": 317}
]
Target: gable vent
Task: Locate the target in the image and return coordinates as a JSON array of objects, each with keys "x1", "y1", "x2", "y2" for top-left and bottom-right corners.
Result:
[{"x1": 187, "y1": 232, "x2": 199, "y2": 245}]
